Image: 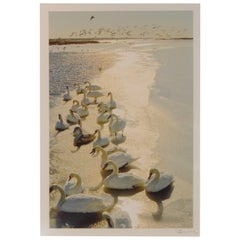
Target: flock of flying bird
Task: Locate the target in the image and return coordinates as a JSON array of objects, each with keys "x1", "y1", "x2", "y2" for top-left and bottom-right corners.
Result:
[{"x1": 50, "y1": 80, "x2": 174, "y2": 228}]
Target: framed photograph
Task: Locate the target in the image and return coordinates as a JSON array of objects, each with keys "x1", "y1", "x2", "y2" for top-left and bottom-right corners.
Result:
[{"x1": 40, "y1": 4, "x2": 200, "y2": 236}]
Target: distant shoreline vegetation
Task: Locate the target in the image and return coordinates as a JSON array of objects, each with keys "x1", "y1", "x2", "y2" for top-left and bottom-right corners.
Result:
[{"x1": 49, "y1": 37, "x2": 193, "y2": 45}]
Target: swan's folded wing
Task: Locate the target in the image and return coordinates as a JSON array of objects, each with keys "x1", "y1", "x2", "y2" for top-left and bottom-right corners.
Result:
[
  {"x1": 60, "y1": 194, "x2": 113, "y2": 213},
  {"x1": 106, "y1": 174, "x2": 145, "y2": 189},
  {"x1": 154, "y1": 174, "x2": 174, "y2": 191}
]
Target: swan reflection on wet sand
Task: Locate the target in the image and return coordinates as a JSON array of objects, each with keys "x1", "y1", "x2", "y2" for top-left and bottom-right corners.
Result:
[
  {"x1": 145, "y1": 183, "x2": 175, "y2": 221},
  {"x1": 50, "y1": 208, "x2": 104, "y2": 228}
]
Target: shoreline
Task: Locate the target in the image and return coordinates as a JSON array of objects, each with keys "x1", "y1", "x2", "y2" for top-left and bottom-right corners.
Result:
[{"x1": 49, "y1": 37, "x2": 194, "y2": 45}]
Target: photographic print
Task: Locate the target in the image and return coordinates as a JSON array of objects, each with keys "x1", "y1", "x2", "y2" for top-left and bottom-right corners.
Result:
[{"x1": 41, "y1": 4, "x2": 200, "y2": 236}]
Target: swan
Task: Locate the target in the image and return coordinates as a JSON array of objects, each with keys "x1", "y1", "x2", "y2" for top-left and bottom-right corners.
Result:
[
  {"x1": 98, "y1": 102, "x2": 110, "y2": 113},
  {"x1": 70, "y1": 100, "x2": 80, "y2": 112},
  {"x1": 107, "y1": 92, "x2": 117, "y2": 110},
  {"x1": 90, "y1": 160, "x2": 145, "y2": 190},
  {"x1": 74, "y1": 83, "x2": 84, "y2": 94},
  {"x1": 87, "y1": 91, "x2": 104, "y2": 104},
  {"x1": 108, "y1": 114, "x2": 126, "y2": 136},
  {"x1": 102, "y1": 210, "x2": 132, "y2": 228},
  {"x1": 145, "y1": 168, "x2": 174, "y2": 192},
  {"x1": 63, "y1": 86, "x2": 72, "y2": 102},
  {"x1": 55, "y1": 114, "x2": 69, "y2": 131},
  {"x1": 73, "y1": 128, "x2": 97, "y2": 149},
  {"x1": 97, "y1": 109, "x2": 110, "y2": 125},
  {"x1": 93, "y1": 130, "x2": 110, "y2": 148},
  {"x1": 111, "y1": 134, "x2": 126, "y2": 145},
  {"x1": 90, "y1": 145, "x2": 138, "y2": 170},
  {"x1": 66, "y1": 109, "x2": 80, "y2": 124},
  {"x1": 81, "y1": 89, "x2": 91, "y2": 105},
  {"x1": 63, "y1": 173, "x2": 85, "y2": 196},
  {"x1": 49, "y1": 184, "x2": 114, "y2": 213},
  {"x1": 84, "y1": 80, "x2": 101, "y2": 91},
  {"x1": 72, "y1": 119, "x2": 89, "y2": 137},
  {"x1": 76, "y1": 103, "x2": 89, "y2": 118}
]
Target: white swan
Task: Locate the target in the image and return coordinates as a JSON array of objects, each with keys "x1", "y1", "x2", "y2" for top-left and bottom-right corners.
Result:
[
  {"x1": 76, "y1": 103, "x2": 89, "y2": 118},
  {"x1": 90, "y1": 145, "x2": 138, "y2": 170},
  {"x1": 81, "y1": 89, "x2": 91, "y2": 105},
  {"x1": 87, "y1": 91, "x2": 104, "y2": 104},
  {"x1": 102, "y1": 210, "x2": 132, "y2": 228},
  {"x1": 84, "y1": 80, "x2": 102, "y2": 91},
  {"x1": 90, "y1": 161, "x2": 145, "y2": 190},
  {"x1": 145, "y1": 168, "x2": 174, "y2": 192},
  {"x1": 74, "y1": 83, "x2": 84, "y2": 94},
  {"x1": 93, "y1": 130, "x2": 110, "y2": 148},
  {"x1": 70, "y1": 100, "x2": 80, "y2": 112},
  {"x1": 97, "y1": 109, "x2": 110, "y2": 125},
  {"x1": 63, "y1": 86, "x2": 72, "y2": 102},
  {"x1": 49, "y1": 184, "x2": 114, "y2": 213},
  {"x1": 55, "y1": 114, "x2": 69, "y2": 131},
  {"x1": 63, "y1": 173, "x2": 84, "y2": 196},
  {"x1": 108, "y1": 114, "x2": 126, "y2": 136},
  {"x1": 107, "y1": 92, "x2": 117, "y2": 110},
  {"x1": 66, "y1": 109, "x2": 80, "y2": 124},
  {"x1": 98, "y1": 102, "x2": 110, "y2": 113},
  {"x1": 111, "y1": 134, "x2": 126, "y2": 145}
]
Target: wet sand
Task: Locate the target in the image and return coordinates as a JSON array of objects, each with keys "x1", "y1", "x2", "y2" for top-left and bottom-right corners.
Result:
[{"x1": 49, "y1": 40, "x2": 193, "y2": 229}]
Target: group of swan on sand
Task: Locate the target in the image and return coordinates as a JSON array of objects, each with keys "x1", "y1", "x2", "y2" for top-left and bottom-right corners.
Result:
[{"x1": 51, "y1": 80, "x2": 174, "y2": 228}]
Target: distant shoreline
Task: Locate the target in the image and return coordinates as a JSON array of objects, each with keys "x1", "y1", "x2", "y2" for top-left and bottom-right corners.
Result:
[
  {"x1": 49, "y1": 37, "x2": 193, "y2": 45},
  {"x1": 49, "y1": 39, "x2": 99, "y2": 45}
]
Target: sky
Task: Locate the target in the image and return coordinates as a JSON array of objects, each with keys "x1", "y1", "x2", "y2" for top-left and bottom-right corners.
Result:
[{"x1": 49, "y1": 11, "x2": 193, "y2": 39}]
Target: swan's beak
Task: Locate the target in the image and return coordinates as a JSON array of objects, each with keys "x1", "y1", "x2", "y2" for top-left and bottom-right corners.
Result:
[
  {"x1": 147, "y1": 173, "x2": 153, "y2": 181},
  {"x1": 102, "y1": 163, "x2": 108, "y2": 170},
  {"x1": 68, "y1": 175, "x2": 72, "y2": 181},
  {"x1": 90, "y1": 148, "x2": 96, "y2": 156},
  {"x1": 49, "y1": 186, "x2": 54, "y2": 193}
]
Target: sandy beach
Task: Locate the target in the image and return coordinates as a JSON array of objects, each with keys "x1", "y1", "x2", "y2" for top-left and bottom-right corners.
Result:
[{"x1": 49, "y1": 39, "x2": 194, "y2": 229}]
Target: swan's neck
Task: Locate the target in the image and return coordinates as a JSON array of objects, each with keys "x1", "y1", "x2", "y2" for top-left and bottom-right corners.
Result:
[
  {"x1": 55, "y1": 185, "x2": 65, "y2": 209},
  {"x1": 90, "y1": 179, "x2": 104, "y2": 191},
  {"x1": 99, "y1": 148, "x2": 108, "y2": 162},
  {"x1": 109, "y1": 163, "x2": 119, "y2": 176},
  {"x1": 72, "y1": 174, "x2": 82, "y2": 191},
  {"x1": 150, "y1": 171, "x2": 160, "y2": 183},
  {"x1": 109, "y1": 93, "x2": 113, "y2": 102},
  {"x1": 59, "y1": 115, "x2": 63, "y2": 122},
  {"x1": 97, "y1": 130, "x2": 101, "y2": 139},
  {"x1": 67, "y1": 87, "x2": 70, "y2": 94}
]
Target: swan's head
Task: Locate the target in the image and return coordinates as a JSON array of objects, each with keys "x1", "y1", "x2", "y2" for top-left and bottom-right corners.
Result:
[
  {"x1": 67, "y1": 173, "x2": 81, "y2": 182},
  {"x1": 102, "y1": 212, "x2": 114, "y2": 228},
  {"x1": 73, "y1": 99, "x2": 79, "y2": 105},
  {"x1": 102, "y1": 160, "x2": 115, "y2": 170},
  {"x1": 90, "y1": 145, "x2": 101, "y2": 156},
  {"x1": 148, "y1": 168, "x2": 160, "y2": 180},
  {"x1": 77, "y1": 119, "x2": 82, "y2": 127},
  {"x1": 73, "y1": 126, "x2": 83, "y2": 136},
  {"x1": 58, "y1": 114, "x2": 63, "y2": 120},
  {"x1": 49, "y1": 184, "x2": 58, "y2": 193}
]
